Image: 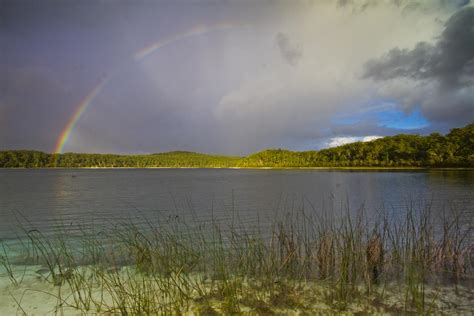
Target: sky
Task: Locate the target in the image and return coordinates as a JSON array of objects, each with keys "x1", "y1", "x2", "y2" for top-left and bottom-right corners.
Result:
[{"x1": 1, "y1": 0, "x2": 473, "y2": 155}]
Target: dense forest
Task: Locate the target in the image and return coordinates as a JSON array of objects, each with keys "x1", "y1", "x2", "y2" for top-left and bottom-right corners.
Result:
[
  {"x1": 0, "y1": 151, "x2": 240, "y2": 168},
  {"x1": 1, "y1": 123, "x2": 473, "y2": 168}
]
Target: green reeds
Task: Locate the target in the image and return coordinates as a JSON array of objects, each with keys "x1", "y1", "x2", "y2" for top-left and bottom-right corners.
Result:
[{"x1": 1, "y1": 201, "x2": 472, "y2": 314}]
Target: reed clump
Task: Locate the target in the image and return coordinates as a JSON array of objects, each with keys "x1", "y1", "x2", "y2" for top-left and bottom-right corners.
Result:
[{"x1": 1, "y1": 203, "x2": 472, "y2": 314}]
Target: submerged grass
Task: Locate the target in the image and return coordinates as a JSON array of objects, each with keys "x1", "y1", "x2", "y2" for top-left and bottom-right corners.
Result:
[{"x1": 0, "y1": 202, "x2": 473, "y2": 314}]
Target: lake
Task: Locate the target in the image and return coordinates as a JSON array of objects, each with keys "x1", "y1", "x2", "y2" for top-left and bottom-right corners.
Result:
[
  {"x1": 1, "y1": 169, "x2": 473, "y2": 240},
  {"x1": 1, "y1": 168, "x2": 474, "y2": 314}
]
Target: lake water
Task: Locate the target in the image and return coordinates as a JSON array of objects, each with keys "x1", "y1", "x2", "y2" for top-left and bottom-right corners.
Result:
[
  {"x1": 1, "y1": 169, "x2": 474, "y2": 314},
  {"x1": 1, "y1": 169, "x2": 474, "y2": 239}
]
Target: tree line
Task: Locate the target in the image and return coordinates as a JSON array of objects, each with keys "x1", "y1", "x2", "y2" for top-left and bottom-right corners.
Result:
[
  {"x1": 1, "y1": 123, "x2": 473, "y2": 168},
  {"x1": 0, "y1": 151, "x2": 240, "y2": 168}
]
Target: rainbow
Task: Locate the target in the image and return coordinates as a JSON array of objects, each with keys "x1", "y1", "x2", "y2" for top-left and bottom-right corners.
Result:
[
  {"x1": 54, "y1": 77, "x2": 110, "y2": 154},
  {"x1": 134, "y1": 22, "x2": 242, "y2": 61},
  {"x1": 53, "y1": 22, "x2": 248, "y2": 154}
]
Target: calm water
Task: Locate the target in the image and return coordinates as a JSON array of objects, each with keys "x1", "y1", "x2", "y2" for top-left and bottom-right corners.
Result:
[{"x1": 1, "y1": 169, "x2": 473, "y2": 239}]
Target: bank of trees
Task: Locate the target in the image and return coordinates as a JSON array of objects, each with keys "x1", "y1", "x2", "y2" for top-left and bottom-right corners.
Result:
[
  {"x1": 0, "y1": 151, "x2": 240, "y2": 168},
  {"x1": 1, "y1": 123, "x2": 473, "y2": 168},
  {"x1": 239, "y1": 123, "x2": 474, "y2": 168}
]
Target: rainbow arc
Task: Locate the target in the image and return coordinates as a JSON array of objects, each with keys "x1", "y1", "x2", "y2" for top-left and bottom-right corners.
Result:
[{"x1": 54, "y1": 22, "x2": 247, "y2": 154}]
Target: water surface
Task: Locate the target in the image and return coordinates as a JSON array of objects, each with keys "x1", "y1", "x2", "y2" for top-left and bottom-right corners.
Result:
[{"x1": 1, "y1": 169, "x2": 473, "y2": 239}]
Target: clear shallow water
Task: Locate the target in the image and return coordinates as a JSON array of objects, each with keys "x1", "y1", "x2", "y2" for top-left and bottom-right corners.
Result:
[{"x1": 1, "y1": 169, "x2": 473, "y2": 239}]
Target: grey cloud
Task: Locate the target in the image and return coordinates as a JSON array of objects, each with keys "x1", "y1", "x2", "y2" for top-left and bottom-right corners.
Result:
[
  {"x1": 361, "y1": 7, "x2": 474, "y2": 127},
  {"x1": 363, "y1": 7, "x2": 474, "y2": 88},
  {"x1": 337, "y1": 0, "x2": 470, "y2": 11},
  {"x1": 275, "y1": 32, "x2": 303, "y2": 66},
  {"x1": 363, "y1": 43, "x2": 435, "y2": 81}
]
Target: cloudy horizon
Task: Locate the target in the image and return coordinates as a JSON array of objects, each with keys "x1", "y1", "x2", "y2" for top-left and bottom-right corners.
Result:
[{"x1": 1, "y1": 0, "x2": 473, "y2": 155}]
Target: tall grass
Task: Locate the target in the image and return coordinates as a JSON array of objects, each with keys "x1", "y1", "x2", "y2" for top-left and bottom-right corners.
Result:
[{"x1": 1, "y1": 202, "x2": 473, "y2": 314}]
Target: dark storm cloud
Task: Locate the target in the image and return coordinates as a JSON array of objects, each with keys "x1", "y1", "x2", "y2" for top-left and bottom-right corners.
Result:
[
  {"x1": 362, "y1": 7, "x2": 474, "y2": 127},
  {"x1": 363, "y1": 7, "x2": 474, "y2": 88},
  {"x1": 275, "y1": 32, "x2": 302, "y2": 66}
]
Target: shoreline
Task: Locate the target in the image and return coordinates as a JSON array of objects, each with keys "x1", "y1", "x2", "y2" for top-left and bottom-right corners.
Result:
[
  {"x1": 1, "y1": 167, "x2": 473, "y2": 170},
  {"x1": 1, "y1": 265, "x2": 472, "y2": 315}
]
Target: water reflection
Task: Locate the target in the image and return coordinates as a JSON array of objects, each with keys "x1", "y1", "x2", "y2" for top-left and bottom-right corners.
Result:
[{"x1": 0, "y1": 169, "x2": 473, "y2": 239}]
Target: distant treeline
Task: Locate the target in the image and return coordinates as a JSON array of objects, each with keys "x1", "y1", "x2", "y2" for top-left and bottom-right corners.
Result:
[
  {"x1": 1, "y1": 123, "x2": 473, "y2": 168},
  {"x1": 0, "y1": 151, "x2": 240, "y2": 168}
]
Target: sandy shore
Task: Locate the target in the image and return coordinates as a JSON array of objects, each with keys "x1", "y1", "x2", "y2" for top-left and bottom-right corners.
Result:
[{"x1": 1, "y1": 265, "x2": 473, "y2": 315}]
